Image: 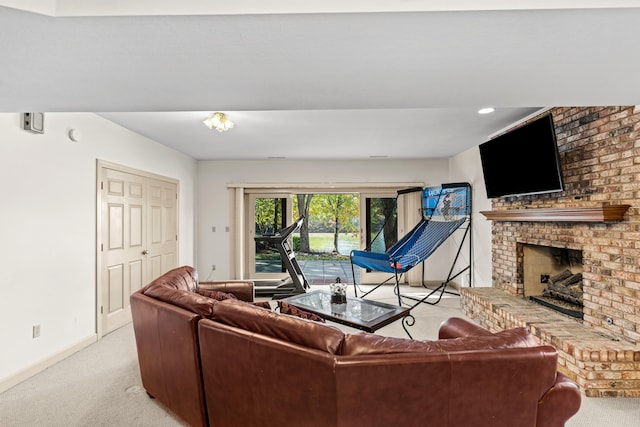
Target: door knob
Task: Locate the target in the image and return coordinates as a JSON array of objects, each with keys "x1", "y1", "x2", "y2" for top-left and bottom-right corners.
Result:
[{"x1": 142, "y1": 249, "x2": 149, "y2": 255}]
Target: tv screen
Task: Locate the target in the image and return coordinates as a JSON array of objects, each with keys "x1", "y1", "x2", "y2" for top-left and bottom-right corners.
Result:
[{"x1": 479, "y1": 113, "x2": 564, "y2": 198}]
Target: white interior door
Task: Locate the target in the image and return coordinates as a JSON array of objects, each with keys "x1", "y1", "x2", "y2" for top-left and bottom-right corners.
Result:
[
  {"x1": 146, "y1": 180, "x2": 178, "y2": 279},
  {"x1": 98, "y1": 162, "x2": 178, "y2": 336}
]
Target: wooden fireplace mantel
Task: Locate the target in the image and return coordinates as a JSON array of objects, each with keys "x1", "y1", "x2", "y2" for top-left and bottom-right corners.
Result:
[{"x1": 480, "y1": 205, "x2": 631, "y2": 223}]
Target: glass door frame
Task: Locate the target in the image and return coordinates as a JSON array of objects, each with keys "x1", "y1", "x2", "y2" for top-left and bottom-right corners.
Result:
[
  {"x1": 234, "y1": 182, "x2": 423, "y2": 282},
  {"x1": 246, "y1": 192, "x2": 293, "y2": 281},
  {"x1": 357, "y1": 191, "x2": 407, "y2": 285}
]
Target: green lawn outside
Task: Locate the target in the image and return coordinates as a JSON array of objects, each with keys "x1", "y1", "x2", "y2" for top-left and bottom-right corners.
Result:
[
  {"x1": 305, "y1": 232, "x2": 359, "y2": 254},
  {"x1": 257, "y1": 232, "x2": 360, "y2": 260}
]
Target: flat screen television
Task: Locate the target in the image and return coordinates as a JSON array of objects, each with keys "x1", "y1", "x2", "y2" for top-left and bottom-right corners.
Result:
[{"x1": 479, "y1": 113, "x2": 564, "y2": 198}]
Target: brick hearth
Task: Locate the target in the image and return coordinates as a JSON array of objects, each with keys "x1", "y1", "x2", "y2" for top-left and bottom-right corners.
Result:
[{"x1": 461, "y1": 287, "x2": 640, "y2": 397}]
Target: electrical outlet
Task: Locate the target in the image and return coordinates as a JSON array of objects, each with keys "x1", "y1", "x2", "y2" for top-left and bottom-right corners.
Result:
[
  {"x1": 33, "y1": 324, "x2": 41, "y2": 338},
  {"x1": 211, "y1": 264, "x2": 216, "y2": 271},
  {"x1": 540, "y1": 274, "x2": 550, "y2": 283}
]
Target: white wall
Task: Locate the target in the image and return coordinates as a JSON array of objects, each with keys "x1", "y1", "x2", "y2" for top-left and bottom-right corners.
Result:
[
  {"x1": 0, "y1": 113, "x2": 492, "y2": 390},
  {"x1": 196, "y1": 159, "x2": 452, "y2": 280},
  {"x1": 449, "y1": 145, "x2": 493, "y2": 287},
  {"x1": 0, "y1": 113, "x2": 196, "y2": 388}
]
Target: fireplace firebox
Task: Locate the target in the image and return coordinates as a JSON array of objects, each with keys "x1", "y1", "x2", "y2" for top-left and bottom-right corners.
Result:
[{"x1": 521, "y1": 244, "x2": 583, "y2": 319}]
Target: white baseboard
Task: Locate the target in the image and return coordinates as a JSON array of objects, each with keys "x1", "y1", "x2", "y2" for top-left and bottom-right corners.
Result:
[{"x1": 0, "y1": 334, "x2": 97, "y2": 394}]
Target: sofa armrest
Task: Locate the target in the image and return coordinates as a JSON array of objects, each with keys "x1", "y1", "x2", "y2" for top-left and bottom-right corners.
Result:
[
  {"x1": 438, "y1": 317, "x2": 493, "y2": 339},
  {"x1": 536, "y1": 373, "x2": 582, "y2": 427},
  {"x1": 130, "y1": 291, "x2": 208, "y2": 427},
  {"x1": 198, "y1": 280, "x2": 254, "y2": 302}
]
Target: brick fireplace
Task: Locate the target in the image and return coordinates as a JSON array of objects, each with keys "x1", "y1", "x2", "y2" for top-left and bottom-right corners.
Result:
[{"x1": 461, "y1": 106, "x2": 640, "y2": 397}]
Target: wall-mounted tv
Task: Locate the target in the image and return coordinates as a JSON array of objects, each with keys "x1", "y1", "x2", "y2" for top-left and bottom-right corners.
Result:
[{"x1": 479, "y1": 113, "x2": 564, "y2": 199}]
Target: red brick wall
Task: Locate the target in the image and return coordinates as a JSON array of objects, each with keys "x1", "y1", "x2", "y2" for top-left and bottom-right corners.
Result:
[{"x1": 489, "y1": 106, "x2": 640, "y2": 344}]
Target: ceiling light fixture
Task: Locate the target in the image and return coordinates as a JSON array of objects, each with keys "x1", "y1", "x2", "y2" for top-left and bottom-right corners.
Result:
[
  {"x1": 478, "y1": 107, "x2": 496, "y2": 115},
  {"x1": 203, "y1": 112, "x2": 234, "y2": 132}
]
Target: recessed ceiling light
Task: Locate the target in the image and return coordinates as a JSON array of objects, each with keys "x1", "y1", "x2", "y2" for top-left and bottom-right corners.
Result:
[{"x1": 478, "y1": 107, "x2": 496, "y2": 115}]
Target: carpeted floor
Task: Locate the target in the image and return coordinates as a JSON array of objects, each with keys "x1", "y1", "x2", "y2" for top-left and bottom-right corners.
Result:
[{"x1": 1, "y1": 284, "x2": 638, "y2": 426}]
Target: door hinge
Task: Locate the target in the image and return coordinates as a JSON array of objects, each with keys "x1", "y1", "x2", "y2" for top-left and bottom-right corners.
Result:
[
  {"x1": 100, "y1": 305, "x2": 103, "y2": 314},
  {"x1": 101, "y1": 243, "x2": 104, "y2": 252},
  {"x1": 101, "y1": 181, "x2": 104, "y2": 190}
]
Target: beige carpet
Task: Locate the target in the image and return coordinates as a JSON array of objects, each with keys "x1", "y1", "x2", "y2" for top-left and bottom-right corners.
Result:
[{"x1": 1, "y1": 284, "x2": 638, "y2": 426}]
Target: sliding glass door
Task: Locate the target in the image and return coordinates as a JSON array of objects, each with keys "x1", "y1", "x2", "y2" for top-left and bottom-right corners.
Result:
[{"x1": 245, "y1": 189, "x2": 402, "y2": 286}]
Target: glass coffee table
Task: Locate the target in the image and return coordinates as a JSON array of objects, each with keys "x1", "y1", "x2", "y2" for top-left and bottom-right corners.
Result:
[{"x1": 282, "y1": 290, "x2": 414, "y2": 338}]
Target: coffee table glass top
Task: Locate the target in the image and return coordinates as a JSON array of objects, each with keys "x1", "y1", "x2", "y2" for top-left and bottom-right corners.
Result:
[{"x1": 282, "y1": 289, "x2": 410, "y2": 332}]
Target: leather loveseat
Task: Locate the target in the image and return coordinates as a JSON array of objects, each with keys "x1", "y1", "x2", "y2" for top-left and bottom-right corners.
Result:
[{"x1": 131, "y1": 266, "x2": 581, "y2": 427}]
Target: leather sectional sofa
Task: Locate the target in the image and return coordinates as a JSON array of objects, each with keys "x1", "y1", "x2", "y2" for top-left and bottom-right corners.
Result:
[
  {"x1": 130, "y1": 265, "x2": 255, "y2": 426},
  {"x1": 131, "y1": 266, "x2": 581, "y2": 427}
]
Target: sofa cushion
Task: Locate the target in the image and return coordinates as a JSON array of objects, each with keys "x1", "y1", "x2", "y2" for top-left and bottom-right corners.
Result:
[
  {"x1": 253, "y1": 300, "x2": 272, "y2": 309},
  {"x1": 211, "y1": 299, "x2": 345, "y2": 354},
  {"x1": 277, "y1": 301, "x2": 325, "y2": 323},
  {"x1": 342, "y1": 327, "x2": 539, "y2": 356},
  {"x1": 144, "y1": 285, "x2": 216, "y2": 317},
  {"x1": 196, "y1": 288, "x2": 238, "y2": 301}
]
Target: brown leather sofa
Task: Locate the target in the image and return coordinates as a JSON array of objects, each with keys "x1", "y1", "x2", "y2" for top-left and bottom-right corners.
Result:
[
  {"x1": 130, "y1": 265, "x2": 254, "y2": 427},
  {"x1": 131, "y1": 266, "x2": 581, "y2": 427}
]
